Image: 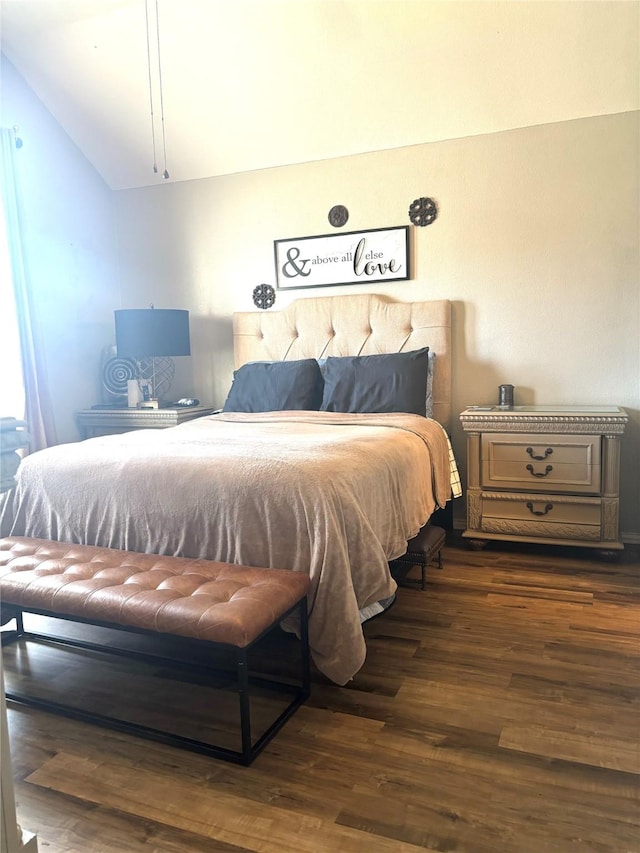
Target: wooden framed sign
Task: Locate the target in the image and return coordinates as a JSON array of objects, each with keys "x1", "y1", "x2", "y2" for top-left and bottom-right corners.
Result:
[{"x1": 274, "y1": 226, "x2": 410, "y2": 291}]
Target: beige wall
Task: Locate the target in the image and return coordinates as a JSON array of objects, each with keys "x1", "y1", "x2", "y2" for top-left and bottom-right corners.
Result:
[{"x1": 114, "y1": 111, "x2": 639, "y2": 540}]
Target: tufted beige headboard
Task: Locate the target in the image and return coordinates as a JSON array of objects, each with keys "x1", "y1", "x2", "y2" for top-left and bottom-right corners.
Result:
[{"x1": 233, "y1": 293, "x2": 452, "y2": 430}]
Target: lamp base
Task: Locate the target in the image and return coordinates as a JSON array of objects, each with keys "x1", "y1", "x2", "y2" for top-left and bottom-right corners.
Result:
[{"x1": 135, "y1": 356, "x2": 175, "y2": 401}]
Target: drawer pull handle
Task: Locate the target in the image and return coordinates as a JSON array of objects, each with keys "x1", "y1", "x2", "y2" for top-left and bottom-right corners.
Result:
[
  {"x1": 526, "y1": 463, "x2": 553, "y2": 478},
  {"x1": 526, "y1": 501, "x2": 554, "y2": 516},
  {"x1": 526, "y1": 446, "x2": 553, "y2": 461}
]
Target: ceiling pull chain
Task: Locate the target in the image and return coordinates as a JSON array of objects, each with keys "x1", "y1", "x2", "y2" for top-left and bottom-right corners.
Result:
[
  {"x1": 144, "y1": 0, "x2": 158, "y2": 174},
  {"x1": 155, "y1": 0, "x2": 169, "y2": 180}
]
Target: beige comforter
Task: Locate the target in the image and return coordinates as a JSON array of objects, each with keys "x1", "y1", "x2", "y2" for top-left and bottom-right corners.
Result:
[{"x1": 0, "y1": 411, "x2": 451, "y2": 684}]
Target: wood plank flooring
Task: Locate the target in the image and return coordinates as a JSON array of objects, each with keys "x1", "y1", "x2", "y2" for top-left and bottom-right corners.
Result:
[{"x1": 3, "y1": 536, "x2": 639, "y2": 853}]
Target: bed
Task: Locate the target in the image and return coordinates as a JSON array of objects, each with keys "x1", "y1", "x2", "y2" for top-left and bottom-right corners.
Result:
[{"x1": 0, "y1": 294, "x2": 456, "y2": 685}]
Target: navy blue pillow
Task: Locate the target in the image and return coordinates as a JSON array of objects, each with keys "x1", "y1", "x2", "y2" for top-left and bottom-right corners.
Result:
[
  {"x1": 320, "y1": 347, "x2": 430, "y2": 416},
  {"x1": 223, "y1": 359, "x2": 324, "y2": 412}
]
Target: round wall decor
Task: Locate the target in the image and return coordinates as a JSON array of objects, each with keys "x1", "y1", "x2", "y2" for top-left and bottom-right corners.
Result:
[
  {"x1": 408, "y1": 197, "x2": 438, "y2": 227},
  {"x1": 328, "y1": 204, "x2": 349, "y2": 228},
  {"x1": 102, "y1": 357, "x2": 137, "y2": 397},
  {"x1": 253, "y1": 283, "x2": 276, "y2": 310}
]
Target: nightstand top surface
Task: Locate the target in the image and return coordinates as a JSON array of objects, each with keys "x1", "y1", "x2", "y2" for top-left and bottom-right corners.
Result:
[
  {"x1": 76, "y1": 406, "x2": 220, "y2": 435},
  {"x1": 462, "y1": 405, "x2": 625, "y2": 415},
  {"x1": 78, "y1": 405, "x2": 215, "y2": 416},
  {"x1": 460, "y1": 405, "x2": 627, "y2": 435}
]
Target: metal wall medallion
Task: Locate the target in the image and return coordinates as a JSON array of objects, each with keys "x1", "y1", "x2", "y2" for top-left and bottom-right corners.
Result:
[
  {"x1": 253, "y1": 283, "x2": 276, "y2": 310},
  {"x1": 408, "y1": 197, "x2": 438, "y2": 227},
  {"x1": 328, "y1": 204, "x2": 349, "y2": 228}
]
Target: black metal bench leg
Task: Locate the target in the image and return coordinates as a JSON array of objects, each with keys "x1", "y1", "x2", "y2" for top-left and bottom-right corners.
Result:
[
  {"x1": 0, "y1": 609, "x2": 24, "y2": 645},
  {"x1": 3, "y1": 599, "x2": 310, "y2": 766},
  {"x1": 299, "y1": 598, "x2": 311, "y2": 697},
  {"x1": 237, "y1": 650, "x2": 252, "y2": 765}
]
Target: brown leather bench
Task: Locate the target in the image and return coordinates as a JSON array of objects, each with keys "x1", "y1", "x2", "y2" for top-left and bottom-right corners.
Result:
[
  {"x1": 0, "y1": 536, "x2": 311, "y2": 765},
  {"x1": 389, "y1": 524, "x2": 446, "y2": 590}
]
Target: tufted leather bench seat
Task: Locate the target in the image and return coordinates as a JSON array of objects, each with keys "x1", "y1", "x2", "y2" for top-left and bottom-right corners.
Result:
[{"x1": 0, "y1": 536, "x2": 311, "y2": 765}]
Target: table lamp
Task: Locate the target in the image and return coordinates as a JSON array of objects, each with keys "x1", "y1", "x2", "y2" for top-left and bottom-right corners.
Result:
[{"x1": 115, "y1": 307, "x2": 190, "y2": 404}]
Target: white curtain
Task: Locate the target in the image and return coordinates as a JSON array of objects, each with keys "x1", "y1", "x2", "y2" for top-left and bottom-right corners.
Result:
[
  {"x1": 0, "y1": 128, "x2": 56, "y2": 450},
  {"x1": 0, "y1": 183, "x2": 24, "y2": 418}
]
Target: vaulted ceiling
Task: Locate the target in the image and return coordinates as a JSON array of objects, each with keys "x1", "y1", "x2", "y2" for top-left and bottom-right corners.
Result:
[{"x1": 1, "y1": 1, "x2": 637, "y2": 191}]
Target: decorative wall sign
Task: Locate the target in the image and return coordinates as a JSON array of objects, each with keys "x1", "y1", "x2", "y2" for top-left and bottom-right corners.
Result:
[
  {"x1": 408, "y1": 197, "x2": 438, "y2": 226},
  {"x1": 328, "y1": 204, "x2": 349, "y2": 228},
  {"x1": 253, "y1": 283, "x2": 276, "y2": 309},
  {"x1": 275, "y1": 226, "x2": 410, "y2": 291}
]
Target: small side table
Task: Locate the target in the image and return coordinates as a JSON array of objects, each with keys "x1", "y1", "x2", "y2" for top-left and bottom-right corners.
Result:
[
  {"x1": 390, "y1": 524, "x2": 446, "y2": 590},
  {"x1": 76, "y1": 406, "x2": 219, "y2": 439}
]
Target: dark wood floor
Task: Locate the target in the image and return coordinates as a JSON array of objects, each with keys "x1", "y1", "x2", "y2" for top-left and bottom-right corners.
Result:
[{"x1": 4, "y1": 536, "x2": 639, "y2": 853}]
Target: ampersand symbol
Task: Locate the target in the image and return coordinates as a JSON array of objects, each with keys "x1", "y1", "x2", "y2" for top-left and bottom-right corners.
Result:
[{"x1": 282, "y1": 246, "x2": 311, "y2": 278}]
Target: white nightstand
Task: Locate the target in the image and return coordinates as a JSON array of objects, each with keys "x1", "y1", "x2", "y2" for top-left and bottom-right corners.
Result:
[{"x1": 459, "y1": 405, "x2": 628, "y2": 555}]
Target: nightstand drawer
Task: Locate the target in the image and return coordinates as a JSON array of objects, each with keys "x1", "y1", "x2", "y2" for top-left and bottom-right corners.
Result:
[
  {"x1": 481, "y1": 433, "x2": 601, "y2": 494},
  {"x1": 480, "y1": 493, "x2": 602, "y2": 541}
]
